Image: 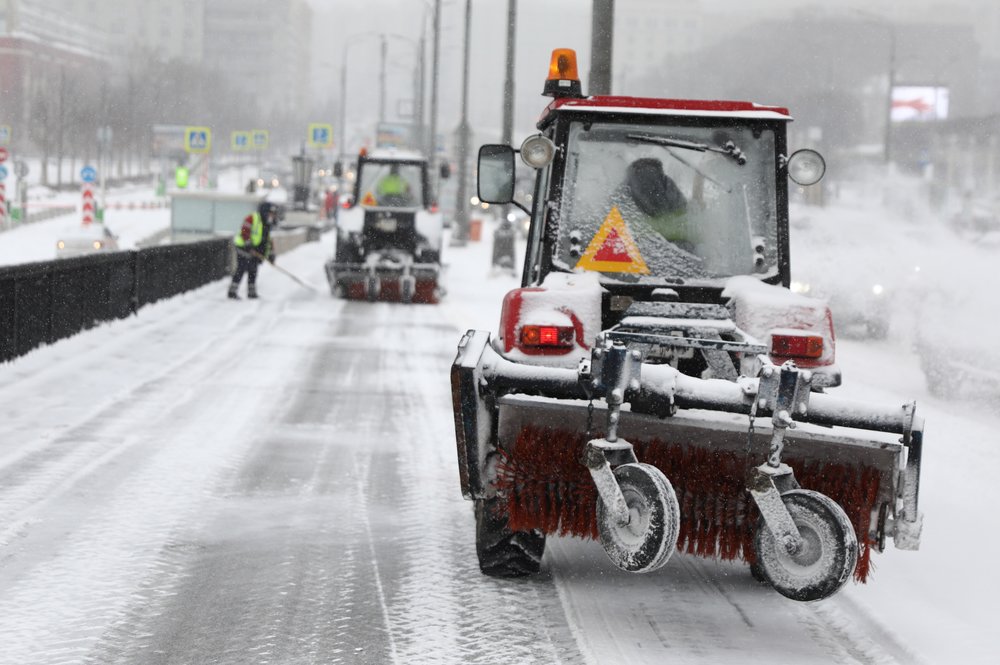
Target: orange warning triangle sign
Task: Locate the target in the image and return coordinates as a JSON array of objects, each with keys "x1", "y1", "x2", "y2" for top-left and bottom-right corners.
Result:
[
  {"x1": 361, "y1": 191, "x2": 377, "y2": 206},
  {"x1": 575, "y1": 207, "x2": 649, "y2": 274}
]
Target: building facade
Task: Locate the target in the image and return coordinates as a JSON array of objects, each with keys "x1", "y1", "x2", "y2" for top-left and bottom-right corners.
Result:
[{"x1": 202, "y1": 0, "x2": 312, "y2": 117}]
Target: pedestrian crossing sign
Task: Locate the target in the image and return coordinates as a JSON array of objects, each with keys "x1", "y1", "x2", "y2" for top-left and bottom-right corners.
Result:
[
  {"x1": 361, "y1": 191, "x2": 377, "y2": 207},
  {"x1": 252, "y1": 129, "x2": 270, "y2": 150},
  {"x1": 231, "y1": 131, "x2": 251, "y2": 151},
  {"x1": 308, "y1": 123, "x2": 334, "y2": 149},
  {"x1": 575, "y1": 206, "x2": 649, "y2": 274},
  {"x1": 185, "y1": 126, "x2": 212, "y2": 154}
]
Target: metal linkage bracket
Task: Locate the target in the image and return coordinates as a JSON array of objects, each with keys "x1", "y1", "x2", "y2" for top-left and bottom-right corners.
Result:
[
  {"x1": 748, "y1": 463, "x2": 802, "y2": 554},
  {"x1": 747, "y1": 361, "x2": 814, "y2": 554},
  {"x1": 584, "y1": 336, "x2": 643, "y2": 443},
  {"x1": 580, "y1": 337, "x2": 644, "y2": 526},
  {"x1": 756, "y1": 361, "x2": 813, "y2": 468},
  {"x1": 584, "y1": 438, "x2": 638, "y2": 526}
]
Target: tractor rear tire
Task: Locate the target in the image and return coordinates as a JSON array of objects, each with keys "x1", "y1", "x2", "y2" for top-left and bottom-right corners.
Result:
[
  {"x1": 475, "y1": 497, "x2": 545, "y2": 578},
  {"x1": 753, "y1": 489, "x2": 857, "y2": 602}
]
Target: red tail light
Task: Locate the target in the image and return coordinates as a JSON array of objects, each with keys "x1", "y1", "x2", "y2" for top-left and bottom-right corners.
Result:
[
  {"x1": 499, "y1": 287, "x2": 586, "y2": 356},
  {"x1": 521, "y1": 325, "x2": 574, "y2": 349},
  {"x1": 771, "y1": 332, "x2": 823, "y2": 359}
]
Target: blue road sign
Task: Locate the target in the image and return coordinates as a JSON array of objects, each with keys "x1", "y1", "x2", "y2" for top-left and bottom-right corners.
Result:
[
  {"x1": 185, "y1": 126, "x2": 212, "y2": 153},
  {"x1": 0, "y1": 165, "x2": 7, "y2": 181},
  {"x1": 307, "y1": 123, "x2": 333, "y2": 148},
  {"x1": 80, "y1": 165, "x2": 97, "y2": 183}
]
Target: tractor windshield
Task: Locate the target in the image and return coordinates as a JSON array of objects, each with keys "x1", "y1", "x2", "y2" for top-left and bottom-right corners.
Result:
[
  {"x1": 357, "y1": 160, "x2": 425, "y2": 208},
  {"x1": 555, "y1": 120, "x2": 780, "y2": 286}
]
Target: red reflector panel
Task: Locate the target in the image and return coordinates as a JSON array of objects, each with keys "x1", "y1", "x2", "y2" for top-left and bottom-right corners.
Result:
[
  {"x1": 771, "y1": 333, "x2": 823, "y2": 359},
  {"x1": 520, "y1": 325, "x2": 574, "y2": 349}
]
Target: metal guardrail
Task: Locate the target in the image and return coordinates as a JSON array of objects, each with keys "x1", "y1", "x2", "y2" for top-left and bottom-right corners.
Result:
[{"x1": 0, "y1": 237, "x2": 230, "y2": 363}]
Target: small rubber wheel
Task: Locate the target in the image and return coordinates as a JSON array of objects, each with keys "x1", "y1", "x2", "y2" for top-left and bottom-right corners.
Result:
[
  {"x1": 401, "y1": 277, "x2": 416, "y2": 304},
  {"x1": 753, "y1": 489, "x2": 858, "y2": 602},
  {"x1": 365, "y1": 276, "x2": 380, "y2": 302},
  {"x1": 749, "y1": 557, "x2": 770, "y2": 585},
  {"x1": 475, "y1": 498, "x2": 545, "y2": 577},
  {"x1": 596, "y1": 463, "x2": 679, "y2": 573}
]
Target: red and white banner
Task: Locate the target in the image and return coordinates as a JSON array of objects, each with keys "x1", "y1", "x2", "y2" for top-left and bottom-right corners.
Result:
[{"x1": 891, "y1": 86, "x2": 950, "y2": 123}]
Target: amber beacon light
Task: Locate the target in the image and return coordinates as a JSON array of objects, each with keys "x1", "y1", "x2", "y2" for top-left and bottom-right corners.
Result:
[{"x1": 543, "y1": 48, "x2": 583, "y2": 98}]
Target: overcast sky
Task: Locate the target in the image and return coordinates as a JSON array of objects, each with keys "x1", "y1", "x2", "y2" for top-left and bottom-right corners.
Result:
[{"x1": 306, "y1": 0, "x2": 999, "y2": 146}]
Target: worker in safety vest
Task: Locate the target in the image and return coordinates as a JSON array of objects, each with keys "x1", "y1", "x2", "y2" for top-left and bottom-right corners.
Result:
[
  {"x1": 375, "y1": 164, "x2": 413, "y2": 207},
  {"x1": 228, "y1": 201, "x2": 278, "y2": 299}
]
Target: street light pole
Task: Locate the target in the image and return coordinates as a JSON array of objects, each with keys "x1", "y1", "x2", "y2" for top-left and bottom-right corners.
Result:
[
  {"x1": 884, "y1": 25, "x2": 896, "y2": 165},
  {"x1": 429, "y1": 0, "x2": 442, "y2": 175},
  {"x1": 338, "y1": 32, "x2": 380, "y2": 164},
  {"x1": 502, "y1": 0, "x2": 517, "y2": 146},
  {"x1": 590, "y1": 0, "x2": 615, "y2": 95},
  {"x1": 382, "y1": 32, "x2": 425, "y2": 148},
  {"x1": 417, "y1": 30, "x2": 426, "y2": 152},
  {"x1": 454, "y1": 0, "x2": 472, "y2": 245},
  {"x1": 855, "y1": 11, "x2": 896, "y2": 166},
  {"x1": 379, "y1": 35, "x2": 388, "y2": 124}
]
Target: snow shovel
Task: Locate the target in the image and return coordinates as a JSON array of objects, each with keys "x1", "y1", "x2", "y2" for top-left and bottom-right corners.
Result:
[{"x1": 239, "y1": 248, "x2": 317, "y2": 292}]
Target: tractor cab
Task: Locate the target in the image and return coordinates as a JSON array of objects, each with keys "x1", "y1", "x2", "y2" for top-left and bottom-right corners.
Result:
[{"x1": 478, "y1": 51, "x2": 832, "y2": 384}]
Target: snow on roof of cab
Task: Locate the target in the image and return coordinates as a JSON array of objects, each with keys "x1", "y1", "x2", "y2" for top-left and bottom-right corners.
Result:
[
  {"x1": 539, "y1": 96, "x2": 792, "y2": 126},
  {"x1": 365, "y1": 148, "x2": 427, "y2": 162}
]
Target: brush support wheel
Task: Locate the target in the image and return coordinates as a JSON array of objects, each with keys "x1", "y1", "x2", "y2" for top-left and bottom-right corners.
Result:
[
  {"x1": 475, "y1": 497, "x2": 546, "y2": 578},
  {"x1": 365, "y1": 276, "x2": 380, "y2": 302},
  {"x1": 753, "y1": 489, "x2": 858, "y2": 602},
  {"x1": 596, "y1": 463, "x2": 679, "y2": 573},
  {"x1": 401, "y1": 276, "x2": 416, "y2": 304}
]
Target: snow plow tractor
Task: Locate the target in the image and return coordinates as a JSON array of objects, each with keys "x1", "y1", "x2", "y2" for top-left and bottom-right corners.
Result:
[
  {"x1": 325, "y1": 149, "x2": 445, "y2": 303},
  {"x1": 450, "y1": 49, "x2": 925, "y2": 602}
]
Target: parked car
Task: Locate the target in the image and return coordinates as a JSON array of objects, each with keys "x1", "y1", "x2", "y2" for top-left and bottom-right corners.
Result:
[
  {"x1": 56, "y1": 224, "x2": 119, "y2": 257},
  {"x1": 915, "y1": 278, "x2": 1000, "y2": 400},
  {"x1": 790, "y1": 272, "x2": 892, "y2": 339},
  {"x1": 950, "y1": 193, "x2": 1000, "y2": 238}
]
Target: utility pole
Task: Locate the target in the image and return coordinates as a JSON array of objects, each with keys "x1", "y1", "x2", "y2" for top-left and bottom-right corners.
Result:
[
  {"x1": 339, "y1": 62, "x2": 347, "y2": 165},
  {"x1": 453, "y1": 0, "x2": 472, "y2": 245},
  {"x1": 416, "y1": 30, "x2": 426, "y2": 151},
  {"x1": 428, "y1": 0, "x2": 442, "y2": 175},
  {"x1": 379, "y1": 34, "x2": 388, "y2": 124},
  {"x1": 589, "y1": 0, "x2": 615, "y2": 95},
  {"x1": 884, "y1": 25, "x2": 896, "y2": 165},
  {"x1": 502, "y1": 0, "x2": 517, "y2": 146},
  {"x1": 501, "y1": 0, "x2": 517, "y2": 223}
]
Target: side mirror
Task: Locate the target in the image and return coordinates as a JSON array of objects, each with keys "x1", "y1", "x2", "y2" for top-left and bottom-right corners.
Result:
[
  {"x1": 440, "y1": 162, "x2": 451, "y2": 179},
  {"x1": 785, "y1": 149, "x2": 826, "y2": 186},
  {"x1": 478, "y1": 144, "x2": 515, "y2": 204},
  {"x1": 333, "y1": 161, "x2": 344, "y2": 178}
]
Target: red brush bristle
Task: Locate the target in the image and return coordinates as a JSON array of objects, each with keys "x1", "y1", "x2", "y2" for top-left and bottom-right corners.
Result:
[{"x1": 495, "y1": 425, "x2": 882, "y2": 583}]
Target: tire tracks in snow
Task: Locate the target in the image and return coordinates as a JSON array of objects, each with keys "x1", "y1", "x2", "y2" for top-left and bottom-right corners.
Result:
[
  {"x1": 0, "y1": 299, "x2": 296, "y2": 662},
  {"x1": 547, "y1": 532, "x2": 924, "y2": 664}
]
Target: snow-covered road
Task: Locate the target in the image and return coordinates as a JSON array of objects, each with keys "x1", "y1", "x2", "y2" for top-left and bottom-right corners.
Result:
[{"x1": 1, "y1": 212, "x2": 998, "y2": 663}]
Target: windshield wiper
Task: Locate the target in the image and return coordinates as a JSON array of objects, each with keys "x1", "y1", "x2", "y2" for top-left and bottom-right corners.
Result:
[{"x1": 627, "y1": 133, "x2": 747, "y2": 165}]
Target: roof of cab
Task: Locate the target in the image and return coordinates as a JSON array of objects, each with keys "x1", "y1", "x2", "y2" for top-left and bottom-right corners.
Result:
[
  {"x1": 364, "y1": 148, "x2": 428, "y2": 162},
  {"x1": 538, "y1": 95, "x2": 792, "y2": 128}
]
